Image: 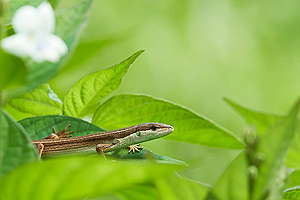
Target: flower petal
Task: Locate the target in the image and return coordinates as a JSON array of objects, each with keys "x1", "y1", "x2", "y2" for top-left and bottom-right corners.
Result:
[
  {"x1": 1, "y1": 34, "x2": 35, "y2": 58},
  {"x1": 37, "y1": 35, "x2": 68, "y2": 62},
  {"x1": 44, "y1": 35, "x2": 68, "y2": 62},
  {"x1": 12, "y1": 2, "x2": 55, "y2": 34},
  {"x1": 37, "y1": 2, "x2": 55, "y2": 33},
  {"x1": 12, "y1": 6, "x2": 40, "y2": 34}
]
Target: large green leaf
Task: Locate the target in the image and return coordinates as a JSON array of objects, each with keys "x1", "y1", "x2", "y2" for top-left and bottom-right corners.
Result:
[
  {"x1": 252, "y1": 99, "x2": 300, "y2": 200},
  {"x1": 25, "y1": 0, "x2": 92, "y2": 89},
  {"x1": 5, "y1": 84, "x2": 62, "y2": 120},
  {"x1": 92, "y1": 95, "x2": 244, "y2": 149},
  {"x1": 0, "y1": 156, "x2": 179, "y2": 200},
  {"x1": 117, "y1": 176, "x2": 208, "y2": 200},
  {"x1": 0, "y1": 110, "x2": 37, "y2": 178},
  {"x1": 63, "y1": 50, "x2": 144, "y2": 117},
  {"x1": 209, "y1": 152, "x2": 249, "y2": 200},
  {"x1": 18, "y1": 115, "x2": 105, "y2": 140},
  {"x1": 116, "y1": 184, "x2": 159, "y2": 200},
  {"x1": 0, "y1": 50, "x2": 26, "y2": 94},
  {"x1": 224, "y1": 98, "x2": 300, "y2": 168}
]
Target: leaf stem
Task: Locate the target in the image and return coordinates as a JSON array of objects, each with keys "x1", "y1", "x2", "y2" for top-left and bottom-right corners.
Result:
[{"x1": 0, "y1": 92, "x2": 4, "y2": 107}]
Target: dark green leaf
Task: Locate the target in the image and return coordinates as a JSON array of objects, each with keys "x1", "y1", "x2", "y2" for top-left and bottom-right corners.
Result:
[
  {"x1": 5, "y1": 84, "x2": 62, "y2": 120},
  {"x1": 0, "y1": 156, "x2": 178, "y2": 200},
  {"x1": 63, "y1": 50, "x2": 144, "y2": 117},
  {"x1": 18, "y1": 115, "x2": 104, "y2": 140},
  {"x1": 0, "y1": 110, "x2": 37, "y2": 178},
  {"x1": 252, "y1": 99, "x2": 300, "y2": 200},
  {"x1": 92, "y1": 95, "x2": 244, "y2": 149}
]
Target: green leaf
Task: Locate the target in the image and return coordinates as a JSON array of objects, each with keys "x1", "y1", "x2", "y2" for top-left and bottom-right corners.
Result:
[
  {"x1": 63, "y1": 50, "x2": 144, "y2": 117},
  {"x1": 0, "y1": 110, "x2": 37, "y2": 178},
  {"x1": 155, "y1": 176, "x2": 208, "y2": 200},
  {"x1": 252, "y1": 99, "x2": 300, "y2": 200},
  {"x1": 24, "y1": 0, "x2": 92, "y2": 89},
  {"x1": 92, "y1": 95, "x2": 244, "y2": 149},
  {"x1": 5, "y1": 84, "x2": 62, "y2": 120},
  {"x1": 18, "y1": 115, "x2": 105, "y2": 140},
  {"x1": 283, "y1": 187, "x2": 300, "y2": 200},
  {"x1": 224, "y1": 97, "x2": 281, "y2": 135},
  {"x1": 209, "y1": 152, "x2": 249, "y2": 200},
  {"x1": 0, "y1": 156, "x2": 179, "y2": 200},
  {"x1": 224, "y1": 98, "x2": 300, "y2": 168}
]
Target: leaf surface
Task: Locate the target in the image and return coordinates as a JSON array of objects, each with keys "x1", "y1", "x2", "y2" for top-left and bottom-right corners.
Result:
[
  {"x1": 5, "y1": 84, "x2": 62, "y2": 120},
  {"x1": 63, "y1": 50, "x2": 143, "y2": 117}
]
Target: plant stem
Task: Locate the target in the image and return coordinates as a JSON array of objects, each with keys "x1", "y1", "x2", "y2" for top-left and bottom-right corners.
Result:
[
  {"x1": 244, "y1": 129, "x2": 262, "y2": 200},
  {"x1": 0, "y1": 0, "x2": 7, "y2": 40}
]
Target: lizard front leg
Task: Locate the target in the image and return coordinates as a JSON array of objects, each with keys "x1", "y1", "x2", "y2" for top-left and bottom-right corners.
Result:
[{"x1": 128, "y1": 144, "x2": 143, "y2": 154}]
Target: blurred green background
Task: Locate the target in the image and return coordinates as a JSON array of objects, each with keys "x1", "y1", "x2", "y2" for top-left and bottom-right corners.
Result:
[{"x1": 50, "y1": 0, "x2": 300, "y2": 185}]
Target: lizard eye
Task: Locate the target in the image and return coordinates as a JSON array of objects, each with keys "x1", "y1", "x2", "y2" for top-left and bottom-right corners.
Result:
[
  {"x1": 136, "y1": 132, "x2": 141, "y2": 136},
  {"x1": 150, "y1": 126, "x2": 158, "y2": 131}
]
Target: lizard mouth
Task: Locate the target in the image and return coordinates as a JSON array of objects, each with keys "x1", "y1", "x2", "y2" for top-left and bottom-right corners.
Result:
[{"x1": 156, "y1": 125, "x2": 174, "y2": 136}]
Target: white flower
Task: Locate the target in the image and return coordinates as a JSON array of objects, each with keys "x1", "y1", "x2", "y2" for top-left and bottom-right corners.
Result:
[{"x1": 1, "y1": 2, "x2": 67, "y2": 63}]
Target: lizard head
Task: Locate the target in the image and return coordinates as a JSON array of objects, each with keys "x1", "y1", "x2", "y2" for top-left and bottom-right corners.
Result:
[
  {"x1": 105, "y1": 123, "x2": 174, "y2": 152},
  {"x1": 133, "y1": 123, "x2": 174, "y2": 141}
]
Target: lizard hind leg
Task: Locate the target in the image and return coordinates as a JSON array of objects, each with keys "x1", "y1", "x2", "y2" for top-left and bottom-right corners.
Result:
[
  {"x1": 46, "y1": 124, "x2": 74, "y2": 139},
  {"x1": 36, "y1": 143, "x2": 44, "y2": 158},
  {"x1": 96, "y1": 144, "x2": 114, "y2": 160}
]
